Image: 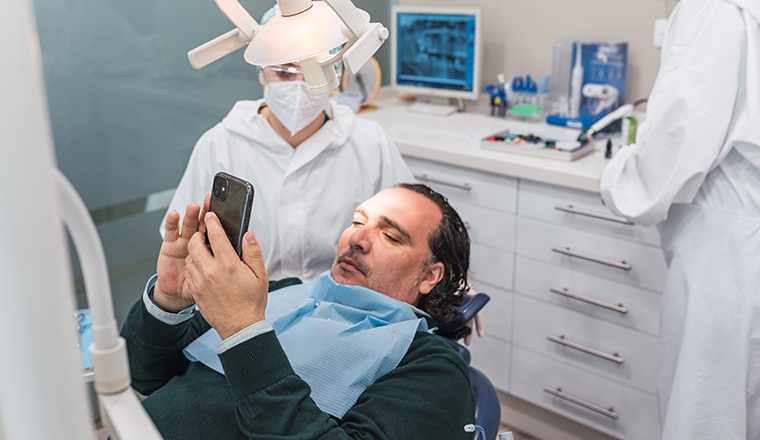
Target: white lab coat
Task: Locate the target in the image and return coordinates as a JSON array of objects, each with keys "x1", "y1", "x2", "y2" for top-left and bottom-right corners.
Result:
[
  {"x1": 162, "y1": 99, "x2": 414, "y2": 282},
  {"x1": 600, "y1": 0, "x2": 760, "y2": 438}
]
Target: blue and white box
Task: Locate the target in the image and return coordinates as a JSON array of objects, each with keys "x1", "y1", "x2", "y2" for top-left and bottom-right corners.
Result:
[{"x1": 547, "y1": 41, "x2": 628, "y2": 130}]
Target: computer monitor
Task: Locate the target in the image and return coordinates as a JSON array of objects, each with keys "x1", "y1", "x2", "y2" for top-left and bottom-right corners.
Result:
[{"x1": 391, "y1": 6, "x2": 482, "y2": 114}]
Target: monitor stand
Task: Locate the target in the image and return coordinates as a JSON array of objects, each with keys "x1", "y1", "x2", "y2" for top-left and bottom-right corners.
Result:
[{"x1": 408, "y1": 96, "x2": 458, "y2": 116}]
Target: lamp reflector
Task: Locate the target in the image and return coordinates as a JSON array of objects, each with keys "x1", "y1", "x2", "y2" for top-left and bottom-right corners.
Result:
[{"x1": 244, "y1": 1, "x2": 348, "y2": 66}]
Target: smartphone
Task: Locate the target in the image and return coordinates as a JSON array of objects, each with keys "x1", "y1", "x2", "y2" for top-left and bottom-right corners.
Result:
[{"x1": 207, "y1": 172, "x2": 254, "y2": 258}]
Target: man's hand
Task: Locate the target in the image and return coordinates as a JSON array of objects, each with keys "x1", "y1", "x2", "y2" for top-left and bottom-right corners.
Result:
[
  {"x1": 153, "y1": 195, "x2": 210, "y2": 312},
  {"x1": 185, "y1": 212, "x2": 269, "y2": 340}
]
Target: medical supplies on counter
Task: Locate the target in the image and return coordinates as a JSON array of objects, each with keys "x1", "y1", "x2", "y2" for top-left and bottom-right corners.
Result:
[
  {"x1": 484, "y1": 73, "x2": 551, "y2": 123},
  {"x1": 547, "y1": 41, "x2": 628, "y2": 130},
  {"x1": 481, "y1": 121, "x2": 592, "y2": 161}
]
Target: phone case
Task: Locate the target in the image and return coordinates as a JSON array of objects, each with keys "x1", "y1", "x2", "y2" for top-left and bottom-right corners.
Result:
[{"x1": 208, "y1": 172, "x2": 254, "y2": 258}]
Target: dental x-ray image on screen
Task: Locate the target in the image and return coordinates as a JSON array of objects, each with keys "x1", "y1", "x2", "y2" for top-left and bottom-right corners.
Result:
[{"x1": 395, "y1": 11, "x2": 477, "y2": 93}]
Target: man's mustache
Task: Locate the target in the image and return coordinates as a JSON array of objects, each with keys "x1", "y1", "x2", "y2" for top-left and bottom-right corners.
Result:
[{"x1": 336, "y1": 248, "x2": 370, "y2": 275}]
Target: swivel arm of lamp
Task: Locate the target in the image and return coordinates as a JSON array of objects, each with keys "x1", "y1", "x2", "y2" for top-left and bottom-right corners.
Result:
[
  {"x1": 187, "y1": 0, "x2": 260, "y2": 69},
  {"x1": 187, "y1": 0, "x2": 387, "y2": 94},
  {"x1": 55, "y1": 169, "x2": 163, "y2": 440}
]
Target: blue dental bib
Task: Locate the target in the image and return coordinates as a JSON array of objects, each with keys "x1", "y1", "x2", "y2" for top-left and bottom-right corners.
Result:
[{"x1": 183, "y1": 271, "x2": 428, "y2": 418}]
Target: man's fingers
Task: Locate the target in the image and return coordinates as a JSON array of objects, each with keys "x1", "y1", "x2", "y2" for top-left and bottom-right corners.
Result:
[
  {"x1": 205, "y1": 212, "x2": 236, "y2": 261},
  {"x1": 180, "y1": 203, "x2": 201, "y2": 240},
  {"x1": 241, "y1": 231, "x2": 267, "y2": 281},
  {"x1": 164, "y1": 211, "x2": 181, "y2": 242},
  {"x1": 199, "y1": 193, "x2": 211, "y2": 234}
]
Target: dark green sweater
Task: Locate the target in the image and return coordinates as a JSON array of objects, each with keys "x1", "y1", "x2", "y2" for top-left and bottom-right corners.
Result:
[{"x1": 120, "y1": 279, "x2": 476, "y2": 439}]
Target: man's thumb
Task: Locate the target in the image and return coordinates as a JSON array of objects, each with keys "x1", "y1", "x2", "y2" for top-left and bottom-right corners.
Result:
[{"x1": 242, "y1": 231, "x2": 266, "y2": 274}]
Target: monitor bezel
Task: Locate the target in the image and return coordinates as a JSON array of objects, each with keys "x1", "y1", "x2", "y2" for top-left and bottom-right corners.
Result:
[{"x1": 390, "y1": 5, "x2": 482, "y2": 101}]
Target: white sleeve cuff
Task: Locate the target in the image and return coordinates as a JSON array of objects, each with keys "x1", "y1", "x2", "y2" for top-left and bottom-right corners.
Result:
[
  {"x1": 142, "y1": 274, "x2": 196, "y2": 325},
  {"x1": 218, "y1": 320, "x2": 273, "y2": 354}
]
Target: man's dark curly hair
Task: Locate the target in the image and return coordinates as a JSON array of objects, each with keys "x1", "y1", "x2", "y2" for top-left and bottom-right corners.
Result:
[{"x1": 397, "y1": 183, "x2": 470, "y2": 324}]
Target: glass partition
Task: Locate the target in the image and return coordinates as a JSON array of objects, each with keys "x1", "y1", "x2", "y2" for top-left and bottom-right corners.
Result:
[{"x1": 33, "y1": 0, "x2": 391, "y2": 324}]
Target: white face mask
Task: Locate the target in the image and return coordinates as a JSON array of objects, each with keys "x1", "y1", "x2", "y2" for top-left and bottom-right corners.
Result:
[{"x1": 264, "y1": 81, "x2": 330, "y2": 137}]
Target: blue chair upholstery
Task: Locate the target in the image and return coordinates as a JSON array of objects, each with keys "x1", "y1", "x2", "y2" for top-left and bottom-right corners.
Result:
[{"x1": 436, "y1": 293, "x2": 501, "y2": 440}]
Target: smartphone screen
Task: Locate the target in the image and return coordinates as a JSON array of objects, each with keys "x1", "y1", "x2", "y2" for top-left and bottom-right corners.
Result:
[{"x1": 207, "y1": 172, "x2": 254, "y2": 258}]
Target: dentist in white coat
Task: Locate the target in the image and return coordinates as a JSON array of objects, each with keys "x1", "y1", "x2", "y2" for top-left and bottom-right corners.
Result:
[
  {"x1": 161, "y1": 6, "x2": 412, "y2": 282},
  {"x1": 600, "y1": 0, "x2": 760, "y2": 438}
]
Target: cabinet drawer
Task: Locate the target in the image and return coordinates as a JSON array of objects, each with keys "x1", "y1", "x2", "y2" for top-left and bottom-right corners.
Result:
[
  {"x1": 473, "y1": 284, "x2": 513, "y2": 342},
  {"x1": 511, "y1": 347, "x2": 660, "y2": 440},
  {"x1": 513, "y1": 295, "x2": 659, "y2": 393},
  {"x1": 470, "y1": 242, "x2": 514, "y2": 290},
  {"x1": 405, "y1": 156, "x2": 518, "y2": 213},
  {"x1": 467, "y1": 335, "x2": 511, "y2": 392},
  {"x1": 516, "y1": 217, "x2": 668, "y2": 292},
  {"x1": 515, "y1": 257, "x2": 661, "y2": 335},
  {"x1": 450, "y1": 200, "x2": 515, "y2": 251},
  {"x1": 518, "y1": 179, "x2": 661, "y2": 246}
]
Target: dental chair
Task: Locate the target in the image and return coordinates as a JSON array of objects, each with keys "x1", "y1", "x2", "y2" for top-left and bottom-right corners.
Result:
[{"x1": 436, "y1": 293, "x2": 500, "y2": 440}]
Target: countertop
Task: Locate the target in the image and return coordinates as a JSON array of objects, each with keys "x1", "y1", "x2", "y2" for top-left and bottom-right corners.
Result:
[{"x1": 358, "y1": 90, "x2": 613, "y2": 193}]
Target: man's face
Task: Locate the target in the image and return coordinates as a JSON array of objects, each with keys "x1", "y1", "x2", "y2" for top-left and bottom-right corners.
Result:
[{"x1": 331, "y1": 188, "x2": 444, "y2": 305}]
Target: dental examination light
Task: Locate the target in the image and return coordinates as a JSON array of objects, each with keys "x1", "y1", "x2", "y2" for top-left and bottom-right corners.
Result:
[
  {"x1": 1, "y1": 1, "x2": 162, "y2": 439},
  {"x1": 188, "y1": 0, "x2": 388, "y2": 95}
]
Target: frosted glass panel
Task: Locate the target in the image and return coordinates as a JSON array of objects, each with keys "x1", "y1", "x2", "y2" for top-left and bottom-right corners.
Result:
[{"x1": 32, "y1": 0, "x2": 271, "y2": 322}]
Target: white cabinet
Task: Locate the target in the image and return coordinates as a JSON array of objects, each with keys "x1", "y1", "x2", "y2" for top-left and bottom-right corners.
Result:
[
  {"x1": 511, "y1": 347, "x2": 661, "y2": 440},
  {"x1": 404, "y1": 156, "x2": 666, "y2": 440}
]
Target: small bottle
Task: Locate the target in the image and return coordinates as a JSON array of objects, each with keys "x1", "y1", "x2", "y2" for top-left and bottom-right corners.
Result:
[
  {"x1": 605, "y1": 138, "x2": 613, "y2": 159},
  {"x1": 621, "y1": 115, "x2": 638, "y2": 146}
]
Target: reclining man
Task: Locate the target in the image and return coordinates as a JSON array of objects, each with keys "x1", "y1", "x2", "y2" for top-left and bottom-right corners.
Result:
[{"x1": 120, "y1": 183, "x2": 477, "y2": 439}]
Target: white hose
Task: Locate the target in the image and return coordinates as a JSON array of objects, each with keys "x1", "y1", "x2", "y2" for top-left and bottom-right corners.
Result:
[
  {"x1": 55, "y1": 169, "x2": 119, "y2": 348},
  {"x1": 56, "y1": 169, "x2": 166, "y2": 438},
  {"x1": 55, "y1": 169, "x2": 131, "y2": 394}
]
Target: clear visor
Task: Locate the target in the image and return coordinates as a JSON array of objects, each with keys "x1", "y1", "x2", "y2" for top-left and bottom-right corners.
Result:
[{"x1": 259, "y1": 64, "x2": 305, "y2": 85}]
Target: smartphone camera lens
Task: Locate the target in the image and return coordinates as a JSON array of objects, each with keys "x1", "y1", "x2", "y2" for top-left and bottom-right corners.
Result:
[{"x1": 213, "y1": 176, "x2": 228, "y2": 201}]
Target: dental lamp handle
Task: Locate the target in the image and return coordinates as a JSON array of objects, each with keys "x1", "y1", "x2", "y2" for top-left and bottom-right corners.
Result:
[
  {"x1": 324, "y1": 0, "x2": 369, "y2": 39},
  {"x1": 216, "y1": 0, "x2": 259, "y2": 38},
  {"x1": 187, "y1": 0, "x2": 260, "y2": 70},
  {"x1": 342, "y1": 22, "x2": 388, "y2": 75},
  {"x1": 188, "y1": 28, "x2": 251, "y2": 70}
]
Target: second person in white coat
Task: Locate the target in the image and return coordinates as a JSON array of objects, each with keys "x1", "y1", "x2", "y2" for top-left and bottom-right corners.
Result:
[{"x1": 600, "y1": 0, "x2": 760, "y2": 438}]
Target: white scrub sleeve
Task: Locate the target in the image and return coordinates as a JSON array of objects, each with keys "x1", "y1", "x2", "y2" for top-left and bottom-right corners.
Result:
[{"x1": 600, "y1": 0, "x2": 744, "y2": 226}]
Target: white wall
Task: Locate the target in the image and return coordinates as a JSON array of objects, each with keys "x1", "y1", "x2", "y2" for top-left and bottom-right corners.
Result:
[{"x1": 398, "y1": 0, "x2": 679, "y2": 103}]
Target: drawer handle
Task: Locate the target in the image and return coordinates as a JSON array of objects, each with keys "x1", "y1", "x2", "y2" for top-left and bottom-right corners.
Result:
[
  {"x1": 414, "y1": 174, "x2": 472, "y2": 191},
  {"x1": 550, "y1": 287, "x2": 629, "y2": 314},
  {"x1": 551, "y1": 247, "x2": 632, "y2": 271},
  {"x1": 555, "y1": 205, "x2": 633, "y2": 225},
  {"x1": 546, "y1": 334, "x2": 624, "y2": 364},
  {"x1": 543, "y1": 386, "x2": 620, "y2": 419}
]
